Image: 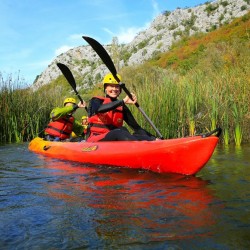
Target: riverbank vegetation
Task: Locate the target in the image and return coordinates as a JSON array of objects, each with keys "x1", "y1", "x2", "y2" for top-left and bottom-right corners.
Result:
[
  {"x1": 0, "y1": 72, "x2": 90, "y2": 144},
  {"x1": 0, "y1": 73, "x2": 54, "y2": 143},
  {"x1": 121, "y1": 13, "x2": 250, "y2": 145},
  {"x1": 0, "y1": 12, "x2": 249, "y2": 145}
]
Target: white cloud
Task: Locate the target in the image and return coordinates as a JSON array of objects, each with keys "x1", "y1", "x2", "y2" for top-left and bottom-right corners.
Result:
[
  {"x1": 53, "y1": 33, "x2": 85, "y2": 56},
  {"x1": 1, "y1": 48, "x2": 33, "y2": 62},
  {"x1": 102, "y1": 1, "x2": 159, "y2": 45},
  {"x1": 103, "y1": 28, "x2": 114, "y2": 36},
  {"x1": 152, "y1": 0, "x2": 160, "y2": 18},
  {"x1": 55, "y1": 45, "x2": 73, "y2": 56},
  {"x1": 116, "y1": 27, "x2": 142, "y2": 43},
  {"x1": 68, "y1": 33, "x2": 84, "y2": 44},
  {"x1": 103, "y1": 23, "x2": 150, "y2": 44},
  {"x1": 68, "y1": 33, "x2": 82, "y2": 40},
  {"x1": 54, "y1": 33, "x2": 85, "y2": 57},
  {"x1": 26, "y1": 59, "x2": 52, "y2": 69}
]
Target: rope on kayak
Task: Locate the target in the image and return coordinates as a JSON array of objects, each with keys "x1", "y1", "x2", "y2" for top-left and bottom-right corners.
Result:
[{"x1": 202, "y1": 127, "x2": 222, "y2": 138}]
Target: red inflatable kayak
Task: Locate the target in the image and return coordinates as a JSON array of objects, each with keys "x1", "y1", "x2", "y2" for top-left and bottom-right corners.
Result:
[{"x1": 29, "y1": 128, "x2": 221, "y2": 175}]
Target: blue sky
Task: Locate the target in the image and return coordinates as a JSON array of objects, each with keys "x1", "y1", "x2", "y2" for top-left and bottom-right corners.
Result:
[{"x1": 0, "y1": 0, "x2": 208, "y2": 84}]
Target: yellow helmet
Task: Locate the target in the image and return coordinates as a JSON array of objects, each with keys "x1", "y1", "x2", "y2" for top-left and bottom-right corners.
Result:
[
  {"x1": 63, "y1": 97, "x2": 76, "y2": 106},
  {"x1": 103, "y1": 73, "x2": 121, "y2": 85},
  {"x1": 81, "y1": 116, "x2": 87, "y2": 120}
]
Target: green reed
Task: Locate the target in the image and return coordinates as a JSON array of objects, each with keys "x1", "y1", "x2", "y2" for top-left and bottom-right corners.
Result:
[
  {"x1": 121, "y1": 39, "x2": 250, "y2": 144},
  {"x1": 1, "y1": 36, "x2": 249, "y2": 145},
  {"x1": 0, "y1": 73, "x2": 61, "y2": 143},
  {"x1": 232, "y1": 103, "x2": 243, "y2": 146},
  {"x1": 181, "y1": 77, "x2": 202, "y2": 136},
  {"x1": 222, "y1": 113, "x2": 230, "y2": 145},
  {"x1": 122, "y1": 66, "x2": 184, "y2": 138}
]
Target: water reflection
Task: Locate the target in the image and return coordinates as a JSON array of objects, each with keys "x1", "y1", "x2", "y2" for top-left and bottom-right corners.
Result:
[
  {"x1": 1, "y1": 143, "x2": 249, "y2": 249},
  {"x1": 40, "y1": 158, "x2": 220, "y2": 247}
]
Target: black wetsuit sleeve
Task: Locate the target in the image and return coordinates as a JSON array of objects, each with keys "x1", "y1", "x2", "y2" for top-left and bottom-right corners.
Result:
[
  {"x1": 123, "y1": 105, "x2": 142, "y2": 130},
  {"x1": 88, "y1": 97, "x2": 124, "y2": 116}
]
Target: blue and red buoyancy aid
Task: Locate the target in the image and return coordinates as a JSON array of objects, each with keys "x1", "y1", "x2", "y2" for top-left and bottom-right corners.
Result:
[
  {"x1": 45, "y1": 115, "x2": 74, "y2": 140},
  {"x1": 87, "y1": 97, "x2": 124, "y2": 142}
]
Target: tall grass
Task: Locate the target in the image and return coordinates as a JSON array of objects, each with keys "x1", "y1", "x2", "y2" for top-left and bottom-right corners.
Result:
[
  {"x1": 0, "y1": 73, "x2": 62, "y2": 144},
  {"x1": 232, "y1": 103, "x2": 243, "y2": 146},
  {"x1": 121, "y1": 40, "x2": 250, "y2": 144}
]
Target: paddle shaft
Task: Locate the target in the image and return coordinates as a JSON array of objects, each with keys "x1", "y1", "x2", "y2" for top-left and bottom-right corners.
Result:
[{"x1": 120, "y1": 83, "x2": 163, "y2": 139}]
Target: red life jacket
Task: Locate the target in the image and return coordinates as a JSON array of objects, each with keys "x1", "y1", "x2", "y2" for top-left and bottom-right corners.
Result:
[
  {"x1": 45, "y1": 115, "x2": 74, "y2": 140},
  {"x1": 87, "y1": 97, "x2": 123, "y2": 142}
]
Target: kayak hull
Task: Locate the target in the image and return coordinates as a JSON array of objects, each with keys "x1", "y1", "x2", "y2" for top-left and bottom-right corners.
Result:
[{"x1": 29, "y1": 136, "x2": 219, "y2": 175}]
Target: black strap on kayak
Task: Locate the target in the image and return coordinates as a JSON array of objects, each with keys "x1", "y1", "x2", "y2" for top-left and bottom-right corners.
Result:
[{"x1": 202, "y1": 127, "x2": 222, "y2": 138}]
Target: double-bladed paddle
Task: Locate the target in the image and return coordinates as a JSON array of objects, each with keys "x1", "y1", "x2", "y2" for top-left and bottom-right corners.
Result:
[
  {"x1": 82, "y1": 36, "x2": 163, "y2": 139},
  {"x1": 57, "y1": 63, "x2": 87, "y2": 111}
]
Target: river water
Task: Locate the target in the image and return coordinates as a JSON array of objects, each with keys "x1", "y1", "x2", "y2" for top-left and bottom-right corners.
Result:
[{"x1": 0, "y1": 142, "x2": 249, "y2": 250}]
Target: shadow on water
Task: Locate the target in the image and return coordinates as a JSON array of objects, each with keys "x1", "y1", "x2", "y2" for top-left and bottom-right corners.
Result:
[{"x1": 1, "y1": 143, "x2": 250, "y2": 249}]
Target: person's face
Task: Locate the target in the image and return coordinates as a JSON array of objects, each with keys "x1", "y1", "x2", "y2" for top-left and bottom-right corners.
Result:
[
  {"x1": 65, "y1": 102, "x2": 74, "y2": 107},
  {"x1": 105, "y1": 84, "x2": 121, "y2": 98},
  {"x1": 65, "y1": 102, "x2": 76, "y2": 114}
]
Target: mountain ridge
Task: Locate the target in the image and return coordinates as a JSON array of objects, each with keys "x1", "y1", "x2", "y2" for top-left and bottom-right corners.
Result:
[{"x1": 32, "y1": 0, "x2": 250, "y2": 90}]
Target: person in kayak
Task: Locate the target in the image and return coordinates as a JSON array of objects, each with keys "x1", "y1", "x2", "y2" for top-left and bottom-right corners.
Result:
[
  {"x1": 44, "y1": 97, "x2": 86, "y2": 141},
  {"x1": 86, "y1": 73, "x2": 156, "y2": 142},
  {"x1": 70, "y1": 115, "x2": 89, "y2": 141},
  {"x1": 81, "y1": 115, "x2": 89, "y2": 134}
]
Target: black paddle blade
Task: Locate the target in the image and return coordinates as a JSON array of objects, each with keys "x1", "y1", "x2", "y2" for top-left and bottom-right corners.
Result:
[
  {"x1": 57, "y1": 63, "x2": 76, "y2": 90},
  {"x1": 82, "y1": 36, "x2": 120, "y2": 83},
  {"x1": 57, "y1": 63, "x2": 84, "y2": 104}
]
